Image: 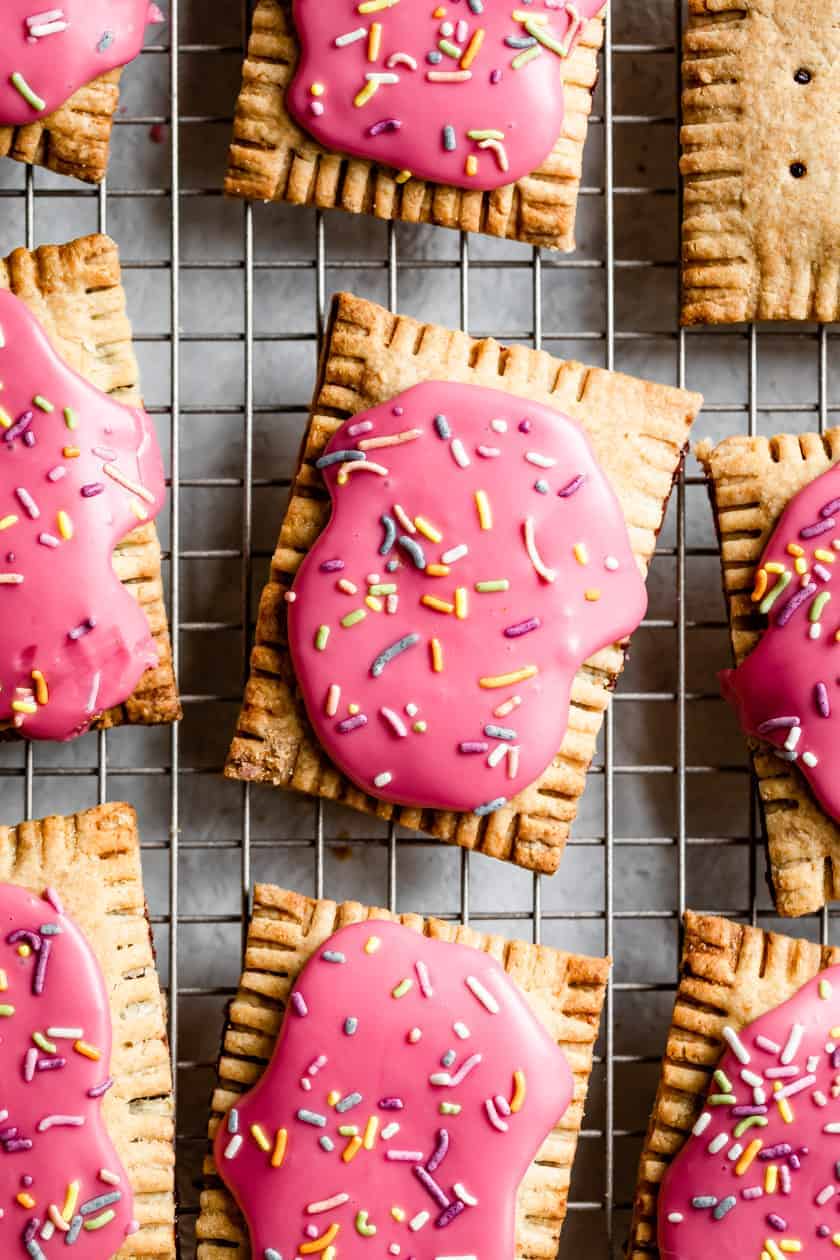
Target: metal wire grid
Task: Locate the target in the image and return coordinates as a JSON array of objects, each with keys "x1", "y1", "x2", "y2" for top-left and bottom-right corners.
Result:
[{"x1": 0, "y1": 0, "x2": 837, "y2": 1255}]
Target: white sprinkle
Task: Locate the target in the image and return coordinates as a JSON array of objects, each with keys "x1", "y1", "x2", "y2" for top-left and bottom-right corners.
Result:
[
  {"x1": 300, "y1": 1077, "x2": 312, "y2": 1091},
  {"x1": 409, "y1": 1212, "x2": 430, "y2": 1232},
  {"x1": 477, "y1": 445, "x2": 501, "y2": 458},
  {"x1": 408, "y1": 1027, "x2": 422, "y2": 1043},
  {"x1": 415, "y1": 960, "x2": 433, "y2": 998},
  {"x1": 441, "y1": 544, "x2": 468, "y2": 564},
  {"x1": 817, "y1": 1185, "x2": 836, "y2": 1205},
  {"x1": 307, "y1": 1193, "x2": 350, "y2": 1214},
  {"x1": 98, "y1": 1170, "x2": 120, "y2": 1186},
  {"x1": 667, "y1": 1213, "x2": 684, "y2": 1225},
  {"x1": 450, "y1": 438, "x2": 470, "y2": 468},
  {"x1": 813, "y1": 1091, "x2": 828, "y2": 1107},
  {"x1": 741, "y1": 1069, "x2": 763, "y2": 1088},
  {"x1": 692, "y1": 1112, "x2": 711, "y2": 1136},
  {"x1": 707, "y1": 1133, "x2": 727, "y2": 1155},
  {"x1": 755, "y1": 1035, "x2": 781, "y2": 1055},
  {"x1": 784, "y1": 726, "x2": 802, "y2": 752},
  {"x1": 722, "y1": 1026, "x2": 751, "y2": 1064},
  {"x1": 86, "y1": 671, "x2": 102, "y2": 715},
  {"x1": 381, "y1": 1122, "x2": 400, "y2": 1139},
  {"x1": 727, "y1": 1143, "x2": 743, "y2": 1161},
  {"x1": 807, "y1": 1056, "x2": 820, "y2": 1074},
  {"x1": 224, "y1": 1135, "x2": 243, "y2": 1159},
  {"x1": 487, "y1": 743, "x2": 507, "y2": 768},
  {"x1": 781, "y1": 1023, "x2": 804, "y2": 1065},
  {"x1": 466, "y1": 975, "x2": 499, "y2": 1014},
  {"x1": 809, "y1": 623, "x2": 822, "y2": 640},
  {"x1": 803, "y1": 751, "x2": 819, "y2": 768},
  {"x1": 823, "y1": 1123, "x2": 840, "y2": 1134},
  {"x1": 490, "y1": 418, "x2": 507, "y2": 433},
  {"x1": 374, "y1": 771, "x2": 393, "y2": 788},
  {"x1": 453, "y1": 1022, "x2": 470, "y2": 1039},
  {"x1": 524, "y1": 451, "x2": 555, "y2": 468},
  {"x1": 335, "y1": 26, "x2": 367, "y2": 45},
  {"x1": 605, "y1": 555, "x2": 619, "y2": 571},
  {"x1": 46, "y1": 1027, "x2": 83, "y2": 1039},
  {"x1": 753, "y1": 1087, "x2": 767, "y2": 1105}
]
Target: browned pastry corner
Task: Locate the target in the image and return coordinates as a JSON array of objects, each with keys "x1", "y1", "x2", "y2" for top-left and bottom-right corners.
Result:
[
  {"x1": 0, "y1": 802, "x2": 177, "y2": 1258},
  {"x1": 681, "y1": 0, "x2": 839, "y2": 324},
  {"x1": 195, "y1": 884, "x2": 610, "y2": 1260},
  {"x1": 697, "y1": 428, "x2": 840, "y2": 917},
  {"x1": 225, "y1": 292, "x2": 703, "y2": 875},
  {"x1": 225, "y1": 0, "x2": 604, "y2": 250},
  {"x1": 628, "y1": 910, "x2": 840, "y2": 1259},
  {"x1": 0, "y1": 233, "x2": 180, "y2": 738},
  {"x1": 0, "y1": 70, "x2": 122, "y2": 184}
]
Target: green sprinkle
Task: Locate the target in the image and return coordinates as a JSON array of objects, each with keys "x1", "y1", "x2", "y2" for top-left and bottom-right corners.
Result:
[
  {"x1": 10, "y1": 72, "x2": 46, "y2": 113},
  {"x1": 33, "y1": 395, "x2": 54, "y2": 413},
  {"x1": 820, "y1": 979, "x2": 833, "y2": 1000},
  {"x1": 341, "y1": 608, "x2": 367, "y2": 628},
  {"x1": 356, "y1": 1211, "x2": 377, "y2": 1237},
  {"x1": 438, "y1": 38, "x2": 461, "y2": 58},
  {"x1": 475, "y1": 580, "x2": 509, "y2": 593},
  {"x1": 338, "y1": 1125, "x2": 359, "y2": 1137},
  {"x1": 315, "y1": 625, "x2": 330, "y2": 651},
  {"x1": 511, "y1": 44, "x2": 542, "y2": 69},
  {"x1": 392, "y1": 978, "x2": 413, "y2": 999},
  {"x1": 466, "y1": 129, "x2": 505, "y2": 141},
  {"x1": 83, "y1": 1209, "x2": 116, "y2": 1232},
  {"x1": 63, "y1": 406, "x2": 78, "y2": 430},
  {"x1": 734, "y1": 1115, "x2": 768, "y2": 1138},
  {"x1": 368, "y1": 584, "x2": 397, "y2": 596},
  {"x1": 708, "y1": 1093, "x2": 736, "y2": 1106},
  {"x1": 524, "y1": 17, "x2": 572, "y2": 57},
  {"x1": 810, "y1": 591, "x2": 832, "y2": 622},
  {"x1": 439, "y1": 1102, "x2": 461, "y2": 1115},
  {"x1": 713, "y1": 1069, "x2": 733, "y2": 1094},
  {"x1": 33, "y1": 1031, "x2": 56, "y2": 1053},
  {"x1": 0, "y1": 1004, "x2": 14, "y2": 1017},
  {"x1": 759, "y1": 570, "x2": 792, "y2": 614}
]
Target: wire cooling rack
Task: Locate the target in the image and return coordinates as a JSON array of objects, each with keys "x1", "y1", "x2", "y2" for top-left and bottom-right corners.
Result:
[{"x1": 0, "y1": 1, "x2": 837, "y2": 1256}]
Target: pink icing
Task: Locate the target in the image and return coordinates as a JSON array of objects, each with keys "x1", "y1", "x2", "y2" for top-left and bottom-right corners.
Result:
[
  {"x1": 658, "y1": 964, "x2": 840, "y2": 1260},
  {"x1": 0, "y1": 289, "x2": 165, "y2": 741},
  {"x1": 0, "y1": 884, "x2": 135, "y2": 1259},
  {"x1": 286, "y1": 0, "x2": 603, "y2": 191},
  {"x1": 0, "y1": 2, "x2": 163, "y2": 127},
  {"x1": 719, "y1": 463, "x2": 840, "y2": 824},
  {"x1": 287, "y1": 380, "x2": 646, "y2": 816},
  {"x1": 215, "y1": 918, "x2": 573, "y2": 1260}
]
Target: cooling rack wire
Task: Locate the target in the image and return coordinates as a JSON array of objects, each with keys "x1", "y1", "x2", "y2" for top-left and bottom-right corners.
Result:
[{"x1": 0, "y1": 1, "x2": 836, "y2": 1256}]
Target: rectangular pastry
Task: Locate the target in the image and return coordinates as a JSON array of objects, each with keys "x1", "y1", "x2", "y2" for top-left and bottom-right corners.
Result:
[
  {"x1": 0, "y1": 232, "x2": 180, "y2": 738},
  {"x1": 196, "y1": 884, "x2": 610, "y2": 1260},
  {"x1": 225, "y1": 0, "x2": 605, "y2": 251},
  {"x1": 698, "y1": 429, "x2": 840, "y2": 917},
  {"x1": 628, "y1": 909, "x2": 840, "y2": 1260},
  {"x1": 225, "y1": 291, "x2": 703, "y2": 875},
  {"x1": 0, "y1": 3, "x2": 163, "y2": 184},
  {"x1": 681, "y1": 0, "x2": 839, "y2": 324},
  {"x1": 0, "y1": 800, "x2": 176, "y2": 1257}
]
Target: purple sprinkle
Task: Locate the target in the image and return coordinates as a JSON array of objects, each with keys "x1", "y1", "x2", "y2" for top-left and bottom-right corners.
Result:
[
  {"x1": 7, "y1": 929, "x2": 41, "y2": 951},
  {"x1": 320, "y1": 558, "x2": 345, "y2": 573},
  {"x1": 337, "y1": 714, "x2": 367, "y2": 734},
  {"x1": 557, "y1": 474, "x2": 585, "y2": 498},
  {"x1": 347, "y1": 420, "x2": 373, "y2": 438},
  {"x1": 436, "y1": 1200, "x2": 465, "y2": 1228},
  {"x1": 820, "y1": 497, "x2": 840, "y2": 518},
  {"x1": 504, "y1": 616, "x2": 540, "y2": 638},
  {"x1": 412, "y1": 1165, "x2": 450, "y2": 1211},
  {"x1": 87, "y1": 1077, "x2": 113, "y2": 1098},
  {"x1": 767, "y1": 1214, "x2": 787, "y2": 1231},
  {"x1": 22, "y1": 431, "x2": 35, "y2": 448},
  {"x1": 38, "y1": 534, "x2": 60, "y2": 548},
  {"x1": 81, "y1": 483, "x2": 105, "y2": 498},
  {"x1": 800, "y1": 517, "x2": 836, "y2": 539},
  {"x1": 32, "y1": 937, "x2": 50, "y2": 995},
  {"x1": 518, "y1": 419, "x2": 531, "y2": 433},
  {"x1": 305, "y1": 1224, "x2": 320, "y2": 1239},
  {"x1": 92, "y1": 446, "x2": 117, "y2": 461},
  {"x1": 832, "y1": 1048, "x2": 840, "y2": 1070},
  {"x1": 4, "y1": 1139, "x2": 32, "y2": 1152},
  {"x1": 816, "y1": 682, "x2": 831, "y2": 718},
  {"x1": 291, "y1": 991, "x2": 308, "y2": 1017},
  {"x1": 21, "y1": 1175, "x2": 33, "y2": 1188},
  {"x1": 378, "y1": 1097, "x2": 404, "y2": 1110},
  {"x1": 760, "y1": 1144, "x2": 792, "y2": 1160},
  {"x1": 23, "y1": 1217, "x2": 39, "y2": 1244},
  {"x1": 47, "y1": 466, "x2": 65, "y2": 482},
  {"x1": 490, "y1": 67, "x2": 502, "y2": 83},
  {"x1": 459, "y1": 741, "x2": 489, "y2": 754},
  {"x1": 787, "y1": 1153, "x2": 801, "y2": 1170},
  {"x1": 819, "y1": 1225, "x2": 832, "y2": 1238},
  {"x1": 426, "y1": 1128, "x2": 449, "y2": 1173},
  {"x1": 732, "y1": 1105, "x2": 768, "y2": 1116},
  {"x1": 67, "y1": 617, "x2": 97, "y2": 642},
  {"x1": 392, "y1": 406, "x2": 404, "y2": 416},
  {"x1": 4, "y1": 410, "x2": 34, "y2": 443},
  {"x1": 756, "y1": 716, "x2": 801, "y2": 733},
  {"x1": 14, "y1": 487, "x2": 39, "y2": 519},
  {"x1": 742, "y1": 1187, "x2": 763, "y2": 1200},
  {"x1": 776, "y1": 582, "x2": 817, "y2": 627},
  {"x1": 0, "y1": 1126, "x2": 20, "y2": 1140},
  {"x1": 5, "y1": 551, "x2": 14, "y2": 562},
  {"x1": 35, "y1": 1057, "x2": 66, "y2": 1071}
]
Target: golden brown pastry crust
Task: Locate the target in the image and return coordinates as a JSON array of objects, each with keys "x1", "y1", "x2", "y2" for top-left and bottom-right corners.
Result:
[
  {"x1": 628, "y1": 910, "x2": 840, "y2": 1260},
  {"x1": 195, "y1": 884, "x2": 610, "y2": 1260},
  {"x1": 224, "y1": 290, "x2": 702, "y2": 874},
  {"x1": 0, "y1": 70, "x2": 122, "y2": 184},
  {"x1": 225, "y1": 0, "x2": 604, "y2": 250},
  {"x1": 681, "y1": 0, "x2": 839, "y2": 324},
  {"x1": 697, "y1": 428, "x2": 840, "y2": 917},
  {"x1": 0, "y1": 233, "x2": 180, "y2": 737},
  {"x1": 0, "y1": 802, "x2": 176, "y2": 1258}
]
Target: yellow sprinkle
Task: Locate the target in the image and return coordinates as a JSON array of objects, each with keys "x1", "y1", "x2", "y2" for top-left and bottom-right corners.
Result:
[
  {"x1": 365, "y1": 595, "x2": 384, "y2": 612},
  {"x1": 474, "y1": 489, "x2": 492, "y2": 530},
  {"x1": 430, "y1": 637, "x2": 444, "y2": 672},
  {"x1": 787, "y1": 543, "x2": 804, "y2": 557},
  {"x1": 17, "y1": 943, "x2": 31, "y2": 957},
  {"x1": 358, "y1": 0, "x2": 398, "y2": 10},
  {"x1": 327, "y1": 1090, "x2": 341, "y2": 1106},
  {"x1": 56, "y1": 510, "x2": 73, "y2": 540},
  {"x1": 129, "y1": 498, "x2": 149, "y2": 521},
  {"x1": 392, "y1": 978, "x2": 413, "y2": 998},
  {"x1": 510, "y1": 1069, "x2": 526, "y2": 1113},
  {"x1": 271, "y1": 1127, "x2": 288, "y2": 1167},
  {"x1": 585, "y1": 589, "x2": 601, "y2": 601},
  {"x1": 342, "y1": 1136, "x2": 363, "y2": 1163},
  {"x1": 250, "y1": 1123, "x2": 271, "y2": 1153},
  {"x1": 426, "y1": 564, "x2": 450, "y2": 577},
  {"x1": 17, "y1": 1192, "x2": 36, "y2": 1209},
  {"x1": 735, "y1": 1138, "x2": 762, "y2": 1175},
  {"x1": 765, "y1": 1243, "x2": 784, "y2": 1260},
  {"x1": 414, "y1": 515, "x2": 443, "y2": 543},
  {"x1": 765, "y1": 561, "x2": 786, "y2": 574},
  {"x1": 31, "y1": 670, "x2": 48, "y2": 706},
  {"x1": 433, "y1": 5, "x2": 446, "y2": 14},
  {"x1": 421, "y1": 595, "x2": 454, "y2": 614},
  {"x1": 62, "y1": 447, "x2": 80, "y2": 459},
  {"x1": 354, "y1": 80, "x2": 378, "y2": 107},
  {"x1": 751, "y1": 568, "x2": 768, "y2": 601},
  {"x1": 0, "y1": 514, "x2": 18, "y2": 530},
  {"x1": 460, "y1": 26, "x2": 485, "y2": 68},
  {"x1": 364, "y1": 935, "x2": 381, "y2": 954},
  {"x1": 454, "y1": 587, "x2": 468, "y2": 620},
  {"x1": 394, "y1": 169, "x2": 412, "y2": 184},
  {"x1": 363, "y1": 1115, "x2": 379, "y2": 1149},
  {"x1": 63, "y1": 1180, "x2": 80, "y2": 1221},
  {"x1": 310, "y1": 82, "x2": 325, "y2": 96},
  {"x1": 794, "y1": 556, "x2": 808, "y2": 575},
  {"x1": 391, "y1": 1206, "x2": 406, "y2": 1222},
  {"x1": 11, "y1": 700, "x2": 37, "y2": 715},
  {"x1": 832, "y1": 1236, "x2": 840, "y2": 1248},
  {"x1": 0, "y1": 406, "x2": 11, "y2": 428},
  {"x1": 780, "y1": 1244, "x2": 802, "y2": 1254},
  {"x1": 0, "y1": 969, "x2": 6, "y2": 991},
  {"x1": 773, "y1": 1080, "x2": 793, "y2": 1123},
  {"x1": 820, "y1": 979, "x2": 833, "y2": 1000},
  {"x1": 815, "y1": 549, "x2": 835, "y2": 563},
  {"x1": 465, "y1": 154, "x2": 478, "y2": 177},
  {"x1": 764, "y1": 1164, "x2": 778, "y2": 1193},
  {"x1": 74, "y1": 1040, "x2": 101, "y2": 1061},
  {"x1": 368, "y1": 21, "x2": 382, "y2": 59},
  {"x1": 301, "y1": 1223, "x2": 341, "y2": 1252},
  {"x1": 348, "y1": 702, "x2": 360, "y2": 715},
  {"x1": 762, "y1": 1253, "x2": 773, "y2": 1260},
  {"x1": 831, "y1": 1027, "x2": 840, "y2": 1039},
  {"x1": 479, "y1": 665, "x2": 538, "y2": 689},
  {"x1": 573, "y1": 542, "x2": 589, "y2": 565}
]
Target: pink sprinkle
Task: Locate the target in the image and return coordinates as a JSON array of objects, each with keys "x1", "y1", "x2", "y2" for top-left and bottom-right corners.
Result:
[
  {"x1": 47, "y1": 466, "x2": 66, "y2": 482},
  {"x1": 15, "y1": 487, "x2": 39, "y2": 519},
  {"x1": 347, "y1": 420, "x2": 374, "y2": 437}
]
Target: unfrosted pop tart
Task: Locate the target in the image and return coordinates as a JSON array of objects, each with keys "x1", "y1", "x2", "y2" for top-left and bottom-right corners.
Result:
[
  {"x1": 226, "y1": 1, "x2": 607, "y2": 250},
  {"x1": 0, "y1": 283, "x2": 166, "y2": 740},
  {"x1": 0, "y1": 3, "x2": 165, "y2": 183},
  {"x1": 286, "y1": 380, "x2": 646, "y2": 817},
  {"x1": 0, "y1": 884, "x2": 137, "y2": 1259},
  {"x1": 198, "y1": 887, "x2": 610, "y2": 1260}
]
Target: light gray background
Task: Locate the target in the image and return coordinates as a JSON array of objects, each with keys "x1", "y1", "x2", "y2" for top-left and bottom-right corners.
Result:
[{"x1": 0, "y1": 2, "x2": 836, "y2": 1255}]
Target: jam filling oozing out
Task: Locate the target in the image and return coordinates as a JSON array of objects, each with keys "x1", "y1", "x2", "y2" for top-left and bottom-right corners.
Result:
[
  {"x1": 659, "y1": 965, "x2": 840, "y2": 1260},
  {"x1": 720, "y1": 462, "x2": 840, "y2": 824},
  {"x1": 215, "y1": 918, "x2": 575, "y2": 1260},
  {"x1": 0, "y1": 289, "x2": 166, "y2": 741},
  {"x1": 0, "y1": 883, "x2": 135, "y2": 1260},
  {"x1": 287, "y1": 0, "x2": 603, "y2": 191},
  {"x1": 0, "y1": 3, "x2": 164, "y2": 127},
  {"x1": 287, "y1": 380, "x2": 646, "y2": 816}
]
